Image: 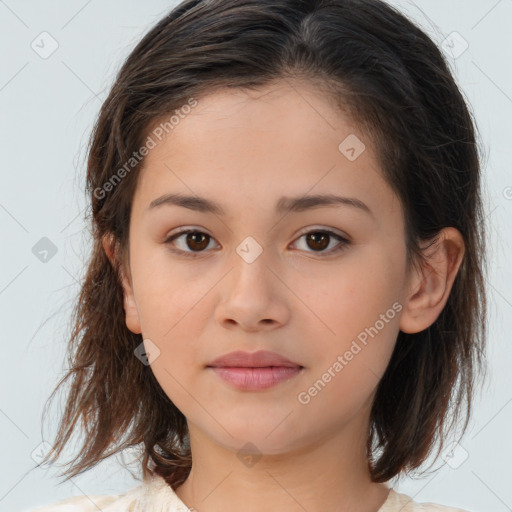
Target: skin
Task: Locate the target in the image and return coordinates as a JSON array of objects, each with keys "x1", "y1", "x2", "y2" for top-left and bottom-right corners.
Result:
[{"x1": 103, "y1": 79, "x2": 465, "y2": 512}]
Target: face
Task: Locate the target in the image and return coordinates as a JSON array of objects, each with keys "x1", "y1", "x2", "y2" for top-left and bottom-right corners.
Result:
[{"x1": 116, "y1": 79, "x2": 414, "y2": 455}]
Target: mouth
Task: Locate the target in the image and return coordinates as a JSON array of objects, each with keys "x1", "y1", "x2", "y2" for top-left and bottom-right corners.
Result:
[
  {"x1": 205, "y1": 350, "x2": 304, "y2": 390},
  {"x1": 207, "y1": 365, "x2": 304, "y2": 391},
  {"x1": 207, "y1": 349, "x2": 302, "y2": 369}
]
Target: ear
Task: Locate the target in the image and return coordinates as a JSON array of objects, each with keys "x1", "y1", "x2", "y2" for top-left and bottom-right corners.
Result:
[
  {"x1": 102, "y1": 233, "x2": 142, "y2": 335},
  {"x1": 399, "y1": 227, "x2": 465, "y2": 334}
]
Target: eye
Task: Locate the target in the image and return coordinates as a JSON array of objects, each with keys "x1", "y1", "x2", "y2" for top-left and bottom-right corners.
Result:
[
  {"x1": 292, "y1": 228, "x2": 350, "y2": 255},
  {"x1": 164, "y1": 229, "x2": 220, "y2": 257},
  {"x1": 163, "y1": 228, "x2": 350, "y2": 257}
]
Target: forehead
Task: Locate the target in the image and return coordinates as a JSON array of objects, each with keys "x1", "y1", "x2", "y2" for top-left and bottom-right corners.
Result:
[
  {"x1": 159, "y1": 80, "x2": 357, "y2": 154},
  {"x1": 134, "y1": 80, "x2": 401, "y2": 225}
]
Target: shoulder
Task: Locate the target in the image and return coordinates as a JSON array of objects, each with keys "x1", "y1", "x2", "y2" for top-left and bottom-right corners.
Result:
[
  {"x1": 20, "y1": 480, "x2": 473, "y2": 512},
  {"x1": 383, "y1": 489, "x2": 472, "y2": 512},
  {"x1": 21, "y1": 492, "x2": 124, "y2": 511},
  {"x1": 19, "y1": 486, "x2": 138, "y2": 512},
  {"x1": 18, "y1": 472, "x2": 187, "y2": 512}
]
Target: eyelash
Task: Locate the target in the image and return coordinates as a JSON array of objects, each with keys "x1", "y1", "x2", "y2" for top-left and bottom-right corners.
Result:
[{"x1": 163, "y1": 227, "x2": 351, "y2": 258}]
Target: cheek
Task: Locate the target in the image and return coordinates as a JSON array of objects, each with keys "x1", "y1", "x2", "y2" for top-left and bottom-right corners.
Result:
[
  {"x1": 130, "y1": 250, "x2": 222, "y2": 376},
  {"x1": 131, "y1": 246, "x2": 209, "y2": 333},
  {"x1": 299, "y1": 251, "x2": 400, "y2": 337},
  {"x1": 297, "y1": 248, "x2": 402, "y2": 395}
]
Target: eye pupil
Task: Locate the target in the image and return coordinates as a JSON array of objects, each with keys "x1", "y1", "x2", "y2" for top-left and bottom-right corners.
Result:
[
  {"x1": 187, "y1": 232, "x2": 209, "y2": 251},
  {"x1": 306, "y1": 232, "x2": 329, "y2": 251}
]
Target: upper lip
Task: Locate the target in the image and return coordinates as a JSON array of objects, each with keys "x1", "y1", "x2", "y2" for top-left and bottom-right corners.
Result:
[{"x1": 207, "y1": 350, "x2": 302, "y2": 368}]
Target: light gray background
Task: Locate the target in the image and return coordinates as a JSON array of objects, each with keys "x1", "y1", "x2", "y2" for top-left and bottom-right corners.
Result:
[{"x1": 1, "y1": 1, "x2": 511, "y2": 511}]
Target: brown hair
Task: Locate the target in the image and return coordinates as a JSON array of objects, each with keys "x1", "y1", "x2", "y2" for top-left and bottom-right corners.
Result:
[{"x1": 40, "y1": 0, "x2": 488, "y2": 488}]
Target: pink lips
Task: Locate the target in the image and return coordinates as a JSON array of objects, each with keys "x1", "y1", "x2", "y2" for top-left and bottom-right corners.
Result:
[{"x1": 206, "y1": 350, "x2": 303, "y2": 390}]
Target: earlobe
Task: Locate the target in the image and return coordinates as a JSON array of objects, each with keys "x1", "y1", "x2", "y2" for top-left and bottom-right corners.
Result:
[
  {"x1": 399, "y1": 228, "x2": 465, "y2": 334},
  {"x1": 102, "y1": 233, "x2": 142, "y2": 335},
  {"x1": 102, "y1": 232, "x2": 116, "y2": 265},
  {"x1": 119, "y1": 266, "x2": 142, "y2": 335}
]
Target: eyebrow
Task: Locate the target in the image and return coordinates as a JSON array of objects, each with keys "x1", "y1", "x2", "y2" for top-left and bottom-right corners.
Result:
[{"x1": 147, "y1": 192, "x2": 373, "y2": 217}]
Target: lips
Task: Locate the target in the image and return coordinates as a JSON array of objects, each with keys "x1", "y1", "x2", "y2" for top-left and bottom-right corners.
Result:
[
  {"x1": 207, "y1": 349, "x2": 302, "y2": 369},
  {"x1": 210, "y1": 366, "x2": 303, "y2": 390}
]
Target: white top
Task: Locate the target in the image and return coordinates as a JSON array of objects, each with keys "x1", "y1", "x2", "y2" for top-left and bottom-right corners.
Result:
[{"x1": 22, "y1": 473, "x2": 470, "y2": 512}]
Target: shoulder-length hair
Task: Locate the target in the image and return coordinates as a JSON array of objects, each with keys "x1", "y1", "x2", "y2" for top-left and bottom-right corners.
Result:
[{"x1": 42, "y1": 0, "x2": 488, "y2": 488}]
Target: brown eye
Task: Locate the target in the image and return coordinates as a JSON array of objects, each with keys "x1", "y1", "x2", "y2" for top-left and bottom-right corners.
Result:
[
  {"x1": 305, "y1": 232, "x2": 330, "y2": 251},
  {"x1": 164, "y1": 228, "x2": 350, "y2": 258},
  {"x1": 293, "y1": 229, "x2": 350, "y2": 255},
  {"x1": 184, "y1": 232, "x2": 210, "y2": 251},
  {"x1": 165, "y1": 229, "x2": 218, "y2": 256}
]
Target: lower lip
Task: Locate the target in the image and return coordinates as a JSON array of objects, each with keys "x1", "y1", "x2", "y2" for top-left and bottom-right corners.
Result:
[{"x1": 208, "y1": 366, "x2": 303, "y2": 390}]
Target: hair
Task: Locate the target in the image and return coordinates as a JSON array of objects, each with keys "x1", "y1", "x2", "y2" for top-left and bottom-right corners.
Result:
[{"x1": 40, "y1": 0, "x2": 488, "y2": 489}]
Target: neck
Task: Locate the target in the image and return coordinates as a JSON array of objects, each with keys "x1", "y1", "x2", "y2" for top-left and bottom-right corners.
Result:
[{"x1": 174, "y1": 410, "x2": 390, "y2": 512}]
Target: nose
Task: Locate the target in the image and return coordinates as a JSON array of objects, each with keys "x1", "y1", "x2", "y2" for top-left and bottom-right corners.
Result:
[{"x1": 214, "y1": 248, "x2": 291, "y2": 332}]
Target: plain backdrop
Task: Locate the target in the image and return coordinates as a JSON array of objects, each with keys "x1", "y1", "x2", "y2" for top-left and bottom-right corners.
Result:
[{"x1": 1, "y1": 1, "x2": 511, "y2": 511}]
